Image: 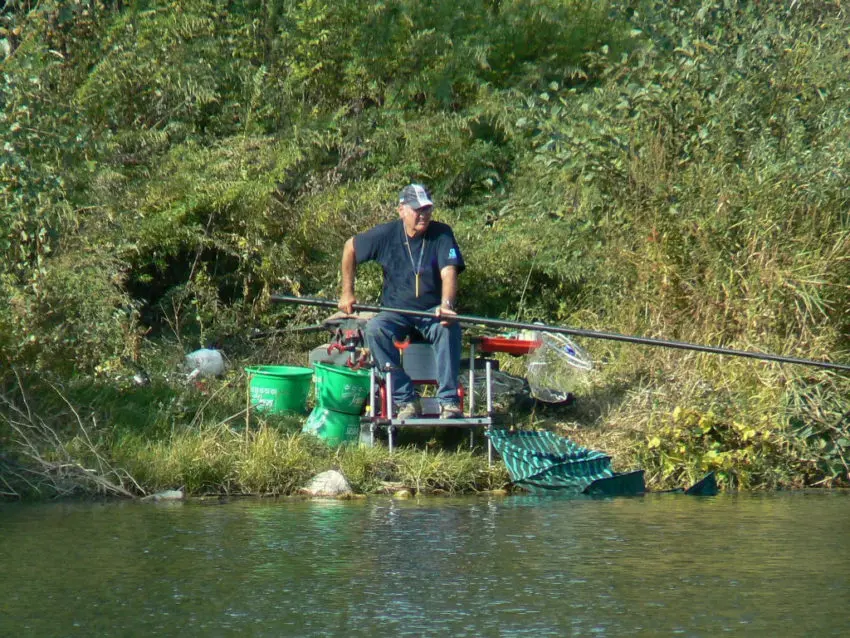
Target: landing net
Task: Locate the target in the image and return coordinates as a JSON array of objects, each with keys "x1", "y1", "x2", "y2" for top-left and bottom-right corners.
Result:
[{"x1": 526, "y1": 332, "x2": 593, "y2": 403}]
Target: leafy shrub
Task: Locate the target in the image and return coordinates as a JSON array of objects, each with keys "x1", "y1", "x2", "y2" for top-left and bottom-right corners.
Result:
[{"x1": 639, "y1": 406, "x2": 794, "y2": 490}]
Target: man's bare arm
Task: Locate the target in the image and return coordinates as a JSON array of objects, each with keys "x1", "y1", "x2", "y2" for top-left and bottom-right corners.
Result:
[
  {"x1": 436, "y1": 265, "x2": 458, "y2": 325},
  {"x1": 339, "y1": 237, "x2": 357, "y2": 314}
]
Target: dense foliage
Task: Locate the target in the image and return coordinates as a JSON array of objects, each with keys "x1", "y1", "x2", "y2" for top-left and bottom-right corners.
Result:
[{"x1": 2, "y1": 0, "x2": 849, "y2": 492}]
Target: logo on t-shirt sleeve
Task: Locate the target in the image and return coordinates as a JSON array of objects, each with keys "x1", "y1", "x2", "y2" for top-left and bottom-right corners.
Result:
[{"x1": 448, "y1": 248, "x2": 458, "y2": 260}]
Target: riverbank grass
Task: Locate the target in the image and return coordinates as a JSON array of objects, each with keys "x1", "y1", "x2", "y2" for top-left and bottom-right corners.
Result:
[{"x1": 112, "y1": 424, "x2": 508, "y2": 497}]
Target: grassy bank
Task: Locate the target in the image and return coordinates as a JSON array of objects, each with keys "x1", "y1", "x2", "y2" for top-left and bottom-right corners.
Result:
[
  {"x1": 0, "y1": 367, "x2": 509, "y2": 500},
  {"x1": 115, "y1": 424, "x2": 507, "y2": 498},
  {"x1": 2, "y1": 342, "x2": 847, "y2": 501}
]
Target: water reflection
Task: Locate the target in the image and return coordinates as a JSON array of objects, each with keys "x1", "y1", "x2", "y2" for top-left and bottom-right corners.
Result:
[{"x1": 1, "y1": 492, "x2": 848, "y2": 636}]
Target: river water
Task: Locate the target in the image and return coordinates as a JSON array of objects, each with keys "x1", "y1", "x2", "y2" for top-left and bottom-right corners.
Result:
[{"x1": 1, "y1": 491, "x2": 847, "y2": 637}]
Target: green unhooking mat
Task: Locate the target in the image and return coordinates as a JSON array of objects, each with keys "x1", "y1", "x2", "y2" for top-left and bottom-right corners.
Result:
[{"x1": 488, "y1": 429, "x2": 620, "y2": 493}]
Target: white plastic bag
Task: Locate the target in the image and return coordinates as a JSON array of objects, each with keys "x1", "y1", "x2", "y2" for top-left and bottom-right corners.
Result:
[{"x1": 184, "y1": 348, "x2": 226, "y2": 378}]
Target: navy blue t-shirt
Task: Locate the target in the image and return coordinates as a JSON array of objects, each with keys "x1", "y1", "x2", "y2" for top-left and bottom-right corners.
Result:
[{"x1": 354, "y1": 219, "x2": 465, "y2": 311}]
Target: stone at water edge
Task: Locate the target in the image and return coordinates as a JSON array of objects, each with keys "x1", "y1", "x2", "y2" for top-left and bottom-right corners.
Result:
[{"x1": 301, "y1": 470, "x2": 353, "y2": 497}]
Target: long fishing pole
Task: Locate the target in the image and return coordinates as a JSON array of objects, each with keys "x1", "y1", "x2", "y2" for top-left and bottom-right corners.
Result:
[{"x1": 271, "y1": 295, "x2": 850, "y2": 373}]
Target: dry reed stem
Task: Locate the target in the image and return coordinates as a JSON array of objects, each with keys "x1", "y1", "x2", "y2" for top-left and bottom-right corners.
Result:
[{"x1": 0, "y1": 371, "x2": 142, "y2": 499}]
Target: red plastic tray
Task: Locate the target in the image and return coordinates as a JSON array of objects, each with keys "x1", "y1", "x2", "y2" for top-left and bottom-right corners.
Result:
[{"x1": 476, "y1": 336, "x2": 542, "y2": 355}]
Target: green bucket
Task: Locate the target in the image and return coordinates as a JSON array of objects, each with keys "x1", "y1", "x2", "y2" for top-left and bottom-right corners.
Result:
[
  {"x1": 303, "y1": 406, "x2": 361, "y2": 446},
  {"x1": 246, "y1": 365, "x2": 313, "y2": 415},
  {"x1": 313, "y1": 362, "x2": 371, "y2": 415}
]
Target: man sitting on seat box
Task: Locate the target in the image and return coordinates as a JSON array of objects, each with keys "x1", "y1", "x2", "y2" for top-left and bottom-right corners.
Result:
[{"x1": 338, "y1": 183, "x2": 465, "y2": 419}]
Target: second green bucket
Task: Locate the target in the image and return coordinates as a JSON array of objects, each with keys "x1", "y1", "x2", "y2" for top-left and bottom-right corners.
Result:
[
  {"x1": 246, "y1": 365, "x2": 313, "y2": 415},
  {"x1": 302, "y1": 406, "x2": 361, "y2": 446},
  {"x1": 313, "y1": 362, "x2": 371, "y2": 415}
]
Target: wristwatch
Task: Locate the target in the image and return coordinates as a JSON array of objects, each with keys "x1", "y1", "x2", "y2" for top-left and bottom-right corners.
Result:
[{"x1": 441, "y1": 299, "x2": 455, "y2": 310}]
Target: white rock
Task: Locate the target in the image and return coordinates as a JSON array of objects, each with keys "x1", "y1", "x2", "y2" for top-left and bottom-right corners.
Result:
[{"x1": 301, "y1": 470, "x2": 353, "y2": 497}]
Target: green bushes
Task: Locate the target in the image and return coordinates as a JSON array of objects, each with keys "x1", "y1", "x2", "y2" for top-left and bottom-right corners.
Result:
[{"x1": 2, "y1": 0, "x2": 849, "y2": 490}]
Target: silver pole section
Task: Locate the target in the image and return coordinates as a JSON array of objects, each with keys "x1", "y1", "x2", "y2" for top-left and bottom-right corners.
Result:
[
  {"x1": 468, "y1": 342, "x2": 475, "y2": 416},
  {"x1": 468, "y1": 341, "x2": 476, "y2": 449},
  {"x1": 369, "y1": 365, "x2": 376, "y2": 447},
  {"x1": 386, "y1": 369, "x2": 394, "y2": 454},
  {"x1": 486, "y1": 360, "x2": 493, "y2": 466}
]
